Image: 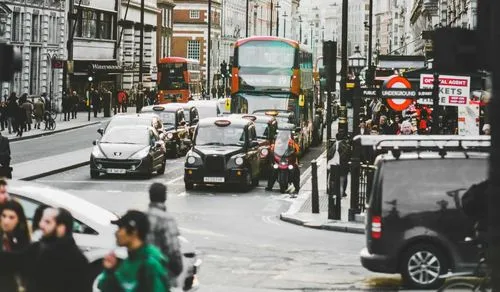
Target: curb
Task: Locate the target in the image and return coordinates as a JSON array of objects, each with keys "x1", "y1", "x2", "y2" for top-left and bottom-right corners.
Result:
[
  {"x1": 280, "y1": 213, "x2": 365, "y2": 234},
  {"x1": 9, "y1": 121, "x2": 102, "y2": 142},
  {"x1": 20, "y1": 161, "x2": 90, "y2": 181}
]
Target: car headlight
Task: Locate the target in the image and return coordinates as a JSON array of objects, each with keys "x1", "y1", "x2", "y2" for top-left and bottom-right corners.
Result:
[
  {"x1": 186, "y1": 152, "x2": 201, "y2": 165},
  {"x1": 130, "y1": 147, "x2": 150, "y2": 159},
  {"x1": 260, "y1": 148, "x2": 269, "y2": 158},
  {"x1": 288, "y1": 165, "x2": 294, "y2": 170},
  {"x1": 91, "y1": 146, "x2": 105, "y2": 158},
  {"x1": 166, "y1": 132, "x2": 174, "y2": 140},
  {"x1": 235, "y1": 157, "x2": 244, "y2": 166},
  {"x1": 273, "y1": 164, "x2": 279, "y2": 169}
]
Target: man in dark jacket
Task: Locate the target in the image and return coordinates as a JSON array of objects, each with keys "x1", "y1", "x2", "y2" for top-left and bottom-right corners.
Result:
[
  {"x1": 0, "y1": 207, "x2": 91, "y2": 292},
  {"x1": 328, "y1": 132, "x2": 352, "y2": 197},
  {"x1": 0, "y1": 133, "x2": 11, "y2": 178},
  {"x1": 146, "y1": 183, "x2": 183, "y2": 286}
]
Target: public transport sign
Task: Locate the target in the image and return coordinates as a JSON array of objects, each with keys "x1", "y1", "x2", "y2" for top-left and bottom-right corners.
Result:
[
  {"x1": 384, "y1": 76, "x2": 413, "y2": 111},
  {"x1": 362, "y1": 88, "x2": 433, "y2": 99}
]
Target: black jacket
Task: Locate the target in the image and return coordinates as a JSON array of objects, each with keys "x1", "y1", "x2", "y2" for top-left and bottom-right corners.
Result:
[
  {"x1": 0, "y1": 235, "x2": 91, "y2": 292},
  {"x1": 0, "y1": 231, "x2": 30, "y2": 292}
]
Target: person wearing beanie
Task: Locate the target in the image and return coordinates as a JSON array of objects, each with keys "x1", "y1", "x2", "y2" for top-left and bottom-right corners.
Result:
[{"x1": 146, "y1": 183, "x2": 183, "y2": 287}]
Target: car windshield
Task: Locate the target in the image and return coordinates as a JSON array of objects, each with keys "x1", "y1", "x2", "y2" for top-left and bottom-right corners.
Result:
[
  {"x1": 195, "y1": 125, "x2": 245, "y2": 146},
  {"x1": 255, "y1": 123, "x2": 269, "y2": 139},
  {"x1": 100, "y1": 127, "x2": 149, "y2": 145},
  {"x1": 156, "y1": 112, "x2": 176, "y2": 125},
  {"x1": 107, "y1": 117, "x2": 153, "y2": 130},
  {"x1": 274, "y1": 131, "x2": 293, "y2": 156}
]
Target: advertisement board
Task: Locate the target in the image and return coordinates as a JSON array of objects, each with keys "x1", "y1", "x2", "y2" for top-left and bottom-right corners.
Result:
[{"x1": 419, "y1": 74, "x2": 471, "y2": 106}]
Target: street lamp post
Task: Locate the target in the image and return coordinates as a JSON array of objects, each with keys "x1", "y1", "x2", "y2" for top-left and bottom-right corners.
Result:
[
  {"x1": 275, "y1": 2, "x2": 280, "y2": 37},
  {"x1": 246, "y1": 0, "x2": 250, "y2": 37},
  {"x1": 339, "y1": 0, "x2": 348, "y2": 135},
  {"x1": 347, "y1": 45, "x2": 366, "y2": 221},
  {"x1": 282, "y1": 12, "x2": 288, "y2": 38},
  {"x1": 137, "y1": 0, "x2": 144, "y2": 113},
  {"x1": 253, "y1": 3, "x2": 259, "y2": 36},
  {"x1": 270, "y1": 0, "x2": 273, "y2": 36}
]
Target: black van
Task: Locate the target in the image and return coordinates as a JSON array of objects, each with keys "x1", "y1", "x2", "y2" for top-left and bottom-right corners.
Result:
[{"x1": 360, "y1": 150, "x2": 488, "y2": 289}]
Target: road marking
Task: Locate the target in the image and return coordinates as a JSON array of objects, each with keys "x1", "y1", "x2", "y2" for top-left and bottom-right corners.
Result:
[
  {"x1": 261, "y1": 215, "x2": 281, "y2": 226},
  {"x1": 36, "y1": 180, "x2": 153, "y2": 185},
  {"x1": 179, "y1": 227, "x2": 226, "y2": 237},
  {"x1": 166, "y1": 175, "x2": 184, "y2": 185},
  {"x1": 106, "y1": 190, "x2": 122, "y2": 193}
]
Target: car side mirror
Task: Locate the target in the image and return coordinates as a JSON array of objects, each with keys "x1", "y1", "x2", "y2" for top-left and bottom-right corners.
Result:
[
  {"x1": 92, "y1": 140, "x2": 97, "y2": 146},
  {"x1": 192, "y1": 118, "x2": 199, "y2": 125},
  {"x1": 180, "y1": 121, "x2": 186, "y2": 127},
  {"x1": 154, "y1": 141, "x2": 162, "y2": 149},
  {"x1": 295, "y1": 127, "x2": 301, "y2": 134},
  {"x1": 97, "y1": 128, "x2": 104, "y2": 135}
]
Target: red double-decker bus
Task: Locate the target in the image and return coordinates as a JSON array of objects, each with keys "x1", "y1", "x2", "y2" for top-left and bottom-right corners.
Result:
[
  {"x1": 157, "y1": 57, "x2": 202, "y2": 104},
  {"x1": 230, "y1": 36, "x2": 322, "y2": 151}
]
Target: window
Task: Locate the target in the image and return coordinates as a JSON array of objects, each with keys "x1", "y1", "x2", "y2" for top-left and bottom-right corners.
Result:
[
  {"x1": 99, "y1": 12, "x2": 112, "y2": 39},
  {"x1": 30, "y1": 47, "x2": 39, "y2": 95},
  {"x1": 82, "y1": 10, "x2": 98, "y2": 38},
  {"x1": 31, "y1": 14, "x2": 40, "y2": 42},
  {"x1": 190, "y1": 10, "x2": 200, "y2": 19},
  {"x1": 12, "y1": 12, "x2": 23, "y2": 42},
  {"x1": 187, "y1": 40, "x2": 200, "y2": 60}
]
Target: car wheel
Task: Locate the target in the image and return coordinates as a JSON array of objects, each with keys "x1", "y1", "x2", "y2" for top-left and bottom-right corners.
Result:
[
  {"x1": 90, "y1": 170, "x2": 99, "y2": 179},
  {"x1": 185, "y1": 182, "x2": 194, "y2": 190},
  {"x1": 400, "y1": 244, "x2": 448, "y2": 289},
  {"x1": 157, "y1": 160, "x2": 166, "y2": 175}
]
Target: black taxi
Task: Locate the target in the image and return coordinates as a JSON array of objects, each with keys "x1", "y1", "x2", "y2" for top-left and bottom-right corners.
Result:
[
  {"x1": 171, "y1": 103, "x2": 200, "y2": 139},
  {"x1": 184, "y1": 117, "x2": 261, "y2": 190},
  {"x1": 141, "y1": 104, "x2": 191, "y2": 157},
  {"x1": 231, "y1": 114, "x2": 277, "y2": 176}
]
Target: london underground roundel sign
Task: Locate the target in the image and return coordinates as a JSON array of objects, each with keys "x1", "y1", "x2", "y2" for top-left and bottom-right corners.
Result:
[{"x1": 384, "y1": 75, "x2": 413, "y2": 111}]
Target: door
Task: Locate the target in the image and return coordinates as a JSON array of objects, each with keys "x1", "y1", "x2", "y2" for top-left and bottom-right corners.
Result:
[{"x1": 150, "y1": 131, "x2": 164, "y2": 168}]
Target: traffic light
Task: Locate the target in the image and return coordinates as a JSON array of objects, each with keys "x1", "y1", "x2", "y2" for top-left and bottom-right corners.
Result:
[
  {"x1": 322, "y1": 41, "x2": 337, "y2": 92},
  {"x1": 220, "y1": 61, "x2": 228, "y2": 78},
  {"x1": 0, "y1": 44, "x2": 21, "y2": 82}
]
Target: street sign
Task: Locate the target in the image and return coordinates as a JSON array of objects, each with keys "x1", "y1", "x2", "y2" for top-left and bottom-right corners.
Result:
[
  {"x1": 420, "y1": 74, "x2": 471, "y2": 106},
  {"x1": 362, "y1": 88, "x2": 433, "y2": 99},
  {"x1": 384, "y1": 76, "x2": 413, "y2": 111},
  {"x1": 362, "y1": 89, "x2": 378, "y2": 98},
  {"x1": 51, "y1": 59, "x2": 64, "y2": 69}
]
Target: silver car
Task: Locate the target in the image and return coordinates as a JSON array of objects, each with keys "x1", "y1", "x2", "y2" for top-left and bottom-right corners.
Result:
[{"x1": 8, "y1": 180, "x2": 201, "y2": 291}]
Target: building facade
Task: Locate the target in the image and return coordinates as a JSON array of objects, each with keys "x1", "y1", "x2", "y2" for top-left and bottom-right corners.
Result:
[
  {"x1": 69, "y1": 0, "x2": 121, "y2": 99},
  {"x1": 0, "y1": 0, "x2": 65, "y2": 103},
  {"x1": 118, "y1": 0, "x2": 159, "y2": 91},
  {"x1": 157, "y1": 0, "x2": 175, "y2": 60},
  {"x1": 172, "y1": 0, "x2": 222, "y2": 91}
]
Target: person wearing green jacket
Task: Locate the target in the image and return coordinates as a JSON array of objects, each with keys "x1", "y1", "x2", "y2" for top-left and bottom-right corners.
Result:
[{"x1": 98, "y1": 210, "x2": 170, "y2": 292}]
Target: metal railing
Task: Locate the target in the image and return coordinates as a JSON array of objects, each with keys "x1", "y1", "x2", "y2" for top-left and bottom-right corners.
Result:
[{"x1": 358, "y1": 164, "x2": 375, "y2": 213}]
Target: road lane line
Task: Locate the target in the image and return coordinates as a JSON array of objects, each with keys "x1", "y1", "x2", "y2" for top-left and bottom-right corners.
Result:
[{"x1": 166, "y1": 175, "x2": 184, "y2": 185}]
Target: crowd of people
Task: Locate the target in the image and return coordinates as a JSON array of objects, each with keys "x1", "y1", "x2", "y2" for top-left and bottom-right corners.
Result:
[
  {"x1": 0, "y1": 180, "x2": 183, "y2": 292},
  {"x1": 0, "y1": 93, "x2": 51, "y2": 137}
]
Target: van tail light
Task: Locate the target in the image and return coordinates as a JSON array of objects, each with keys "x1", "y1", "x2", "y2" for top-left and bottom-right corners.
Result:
[{"x1": 371, "y1": 216, "x2": 382, "y2": 239}]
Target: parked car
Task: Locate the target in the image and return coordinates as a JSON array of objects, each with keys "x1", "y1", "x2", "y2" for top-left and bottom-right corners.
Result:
[
  {"x1": 7, "y1": 180, "x2": 201, "y2": 292},
  {"x1": 90, "y1": 126, "x2": 166, "y2": 178},
  {"x1": 360, "y1": 142, "x2": 488, "y2": 289},
  {"x1": 142, "y1": 104, "x2": 192, "y2": 157},
  {"x1": 98, "y1": 113, "x2": 162, "y2": 136},
  {"x1": 184, "y1": 117, "x2": 261, "y2": 190}
]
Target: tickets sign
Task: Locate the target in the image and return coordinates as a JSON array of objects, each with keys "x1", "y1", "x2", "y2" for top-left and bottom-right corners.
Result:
[{"x1": 419, "y1": 74, "x2": 471, "y2": 106}]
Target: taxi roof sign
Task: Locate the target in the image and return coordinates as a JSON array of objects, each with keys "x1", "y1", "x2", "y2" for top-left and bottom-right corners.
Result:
[
  {"x1": 265, "y1": 111, "x2": 279, "y2": 117},
  {"x1": 214, "y1": 120, "x2": 231, "y2": 127},
  {"x1": 153, "y1": 106, "x2": 165, "y2": 111},
  {"x1": 242, "y1": 115, "x2": 257, "y2": 121}
]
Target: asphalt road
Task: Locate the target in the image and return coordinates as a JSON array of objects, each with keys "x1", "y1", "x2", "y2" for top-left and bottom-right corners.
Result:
[
  {"x1": 11, "y1": 123, "x2": 105, "y2": 164},
  {"x1": 33, "y1": 143, "x2": 396, "y2": 291}
]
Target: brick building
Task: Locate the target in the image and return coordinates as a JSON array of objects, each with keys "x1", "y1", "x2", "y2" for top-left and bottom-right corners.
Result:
[
  {"x1": 172, "y1": 0, "x2": 222, "y2": 92},
  {"x1": 157, "y1": 0, "x2": 175, "y2": 59}
]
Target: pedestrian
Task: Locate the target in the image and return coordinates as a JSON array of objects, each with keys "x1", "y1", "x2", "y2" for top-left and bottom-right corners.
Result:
[
  {"x1": 117, "y1": 91, "x2": 125, "y2": 113},
  {"x1": 0, "y1": 207, "x2": 91, "y2": 292},
  {"x1": 31, "y1": 204, "x2": 49, "y2": 242},
  {"x1": 400, "y1": 120, "x2": 415, "y2": 135},
  {"x1": 328, "y1": 132, "x2": 352, "y2": 198},
  {"x1": 483, "y1": 123, "x2": 491, "y2": 135},
  {"x1": 370, "y1": 125, "x2": 379, "y2": 135},
  {"x1": 15, "y1": 98, "x2": 26, "y2": 137},
  {"x1": 392, "y1": 115, "x2": 402, "y2": 135},
  {"x1": 358, "y1": 120, "x2": 368, "y2": 135},
  {"x1": 34, "y1": 98, "x2": 45, "y2": 129},
  {"x1": 211, "y1": 87, "x2": 217, "y2": 99},
  {"x1": 62, "y1": 91, "x2": 71, "y2": 121},
  {"x1": 98, "y1": 210, "x2": 170, "y2": 292},
  {"x1": 91, "y1": 88, "x2": 99, "y2": 118},
  {"x1": 20, "y1": 94, "x2": 33, "y2": 131},
  {"x1": 0, "y1": 200, "x2": 31, "y2": 292},
  {"x1": 6, "y1": 93, "x2": 18, "y2": 135},
  {"x1": 71, "y1": 91, "x2": 79, "y2": 119},
  {"x1": 0, "y1": 101, "x2": 7, "y2": 131},
  {"x1": 0, "y1": 132, "x2": 11, "y2": 178},
  {"x1": 378, "y1": 115, "x2": 392, "y2": 135},
  {"x1": 0, "y1": 179, "x2": 10, "y2": 208},
  {"x1": 146, "y1": 183, "x2": 183, "y2": 286}
]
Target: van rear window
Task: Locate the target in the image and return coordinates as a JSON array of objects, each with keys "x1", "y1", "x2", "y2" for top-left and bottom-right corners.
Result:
[{"x1": 381, "y1": 159, "x2": 487, "y2": 215}]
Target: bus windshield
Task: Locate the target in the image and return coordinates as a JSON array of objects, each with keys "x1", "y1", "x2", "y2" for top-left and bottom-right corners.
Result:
[
  {"x1": 159, "y1": 63, "x2": 188, "y2": 90},
  {"x1": 239, "y1": 41, "x2": 295, "y2": 69}
]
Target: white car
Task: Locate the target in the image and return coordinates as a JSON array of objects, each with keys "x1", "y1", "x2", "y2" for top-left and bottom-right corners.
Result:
[{"x1": 8, "y1": 180, "x2": 201, "y2": 291}]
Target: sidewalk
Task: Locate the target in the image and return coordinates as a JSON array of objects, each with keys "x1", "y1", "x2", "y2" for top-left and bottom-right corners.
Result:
[
  {"x1": 280, "y1": 136, "x2": 366, "y2": 234},
  {"x1": 5, "y1": 107, "x2": 135, "y2": 142}
]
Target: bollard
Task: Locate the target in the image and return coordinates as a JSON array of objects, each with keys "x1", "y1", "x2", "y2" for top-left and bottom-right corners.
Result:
[
  {"x1": 328, "y1": 164, "x2": 335, "y2": 220},
  {"x1": 332, "y1": 164, "x2": 341, "y2": 220},
  {"x1": 311, "y1": 160, "x2": 319, "y2": 214}
]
